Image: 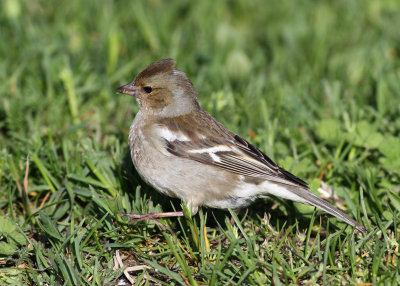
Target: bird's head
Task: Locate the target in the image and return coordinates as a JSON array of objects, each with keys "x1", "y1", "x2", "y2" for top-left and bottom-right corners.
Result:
[{"x1": 116, "y1": 59, "x2": 199, "y2": 117}]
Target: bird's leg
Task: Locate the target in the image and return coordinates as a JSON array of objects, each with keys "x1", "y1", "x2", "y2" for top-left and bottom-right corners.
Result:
[
  {"x1": 229, "y1": 208, "x2": 244, "y2": 226},
  {"x1": 119, "y1": 211, "x2": 185, "y2": 221},
  {"x1": 118, "y1": 211, "x2": 185, "y2": 231},
  {"x1": 119, "y1": 204, "x2": 198, "y2": 230}
]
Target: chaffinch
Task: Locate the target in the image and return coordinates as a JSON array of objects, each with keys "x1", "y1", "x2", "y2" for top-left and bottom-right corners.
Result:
[{"x1": 116, "y1": 59, "x2": 366, "y2": 233}]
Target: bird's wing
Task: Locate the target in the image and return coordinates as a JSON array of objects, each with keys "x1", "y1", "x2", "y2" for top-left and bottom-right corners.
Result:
[{"x1": 156, "y1": 124, "x2": 308, "y2": 189}]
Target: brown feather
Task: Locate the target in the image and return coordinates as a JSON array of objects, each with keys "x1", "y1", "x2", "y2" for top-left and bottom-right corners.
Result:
[
  {"x1": 133, "y1": 59, "x2": 176, "y2": 85},
  {"x1": 157, "y1": 110, "x2": 308, "y2": 189}
]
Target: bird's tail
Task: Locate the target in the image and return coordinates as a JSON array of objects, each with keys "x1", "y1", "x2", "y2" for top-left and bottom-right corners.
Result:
[{"x1": 267, "y1": 185, "x2": 367, "y2": 233}]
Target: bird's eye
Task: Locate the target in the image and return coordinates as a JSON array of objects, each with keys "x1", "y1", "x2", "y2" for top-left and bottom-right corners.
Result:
[{"x1": 143, "y1": 86, "x2": 153, "y2": 94}]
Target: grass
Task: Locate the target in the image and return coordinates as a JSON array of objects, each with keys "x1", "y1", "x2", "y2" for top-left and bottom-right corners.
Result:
[{"x1": 1, "y1": 0, "x2": 400, "y2": 284}]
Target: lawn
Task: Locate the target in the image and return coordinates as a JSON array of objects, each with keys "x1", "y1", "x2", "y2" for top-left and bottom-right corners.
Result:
[{"x1": 1, "y1": 0, "x2": 400, "y2": 284}]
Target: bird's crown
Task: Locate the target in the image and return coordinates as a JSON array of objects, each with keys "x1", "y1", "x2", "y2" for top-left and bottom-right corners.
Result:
[{"x1": 134, "y1": 59, "x2": 176, "y2": 84}]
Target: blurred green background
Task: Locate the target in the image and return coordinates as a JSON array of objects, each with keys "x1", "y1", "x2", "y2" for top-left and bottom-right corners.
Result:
[{"x1": 1, "y1": 0, "x2": 400, "y2": 284}]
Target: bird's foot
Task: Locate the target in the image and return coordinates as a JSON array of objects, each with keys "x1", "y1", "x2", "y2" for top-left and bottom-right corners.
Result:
[{"x1": 118, "y1": 211, "x2": 185, "y2": 231}]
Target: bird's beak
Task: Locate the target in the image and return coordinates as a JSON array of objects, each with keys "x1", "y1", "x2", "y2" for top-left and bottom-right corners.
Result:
[{"x1": 116, "y1": 82, "x2": 138, "y2": 97}]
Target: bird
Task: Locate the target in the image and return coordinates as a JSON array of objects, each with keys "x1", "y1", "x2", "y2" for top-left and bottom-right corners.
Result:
[{"x1": 116, "y1": 59, "x2": 366, "y2": 233}]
